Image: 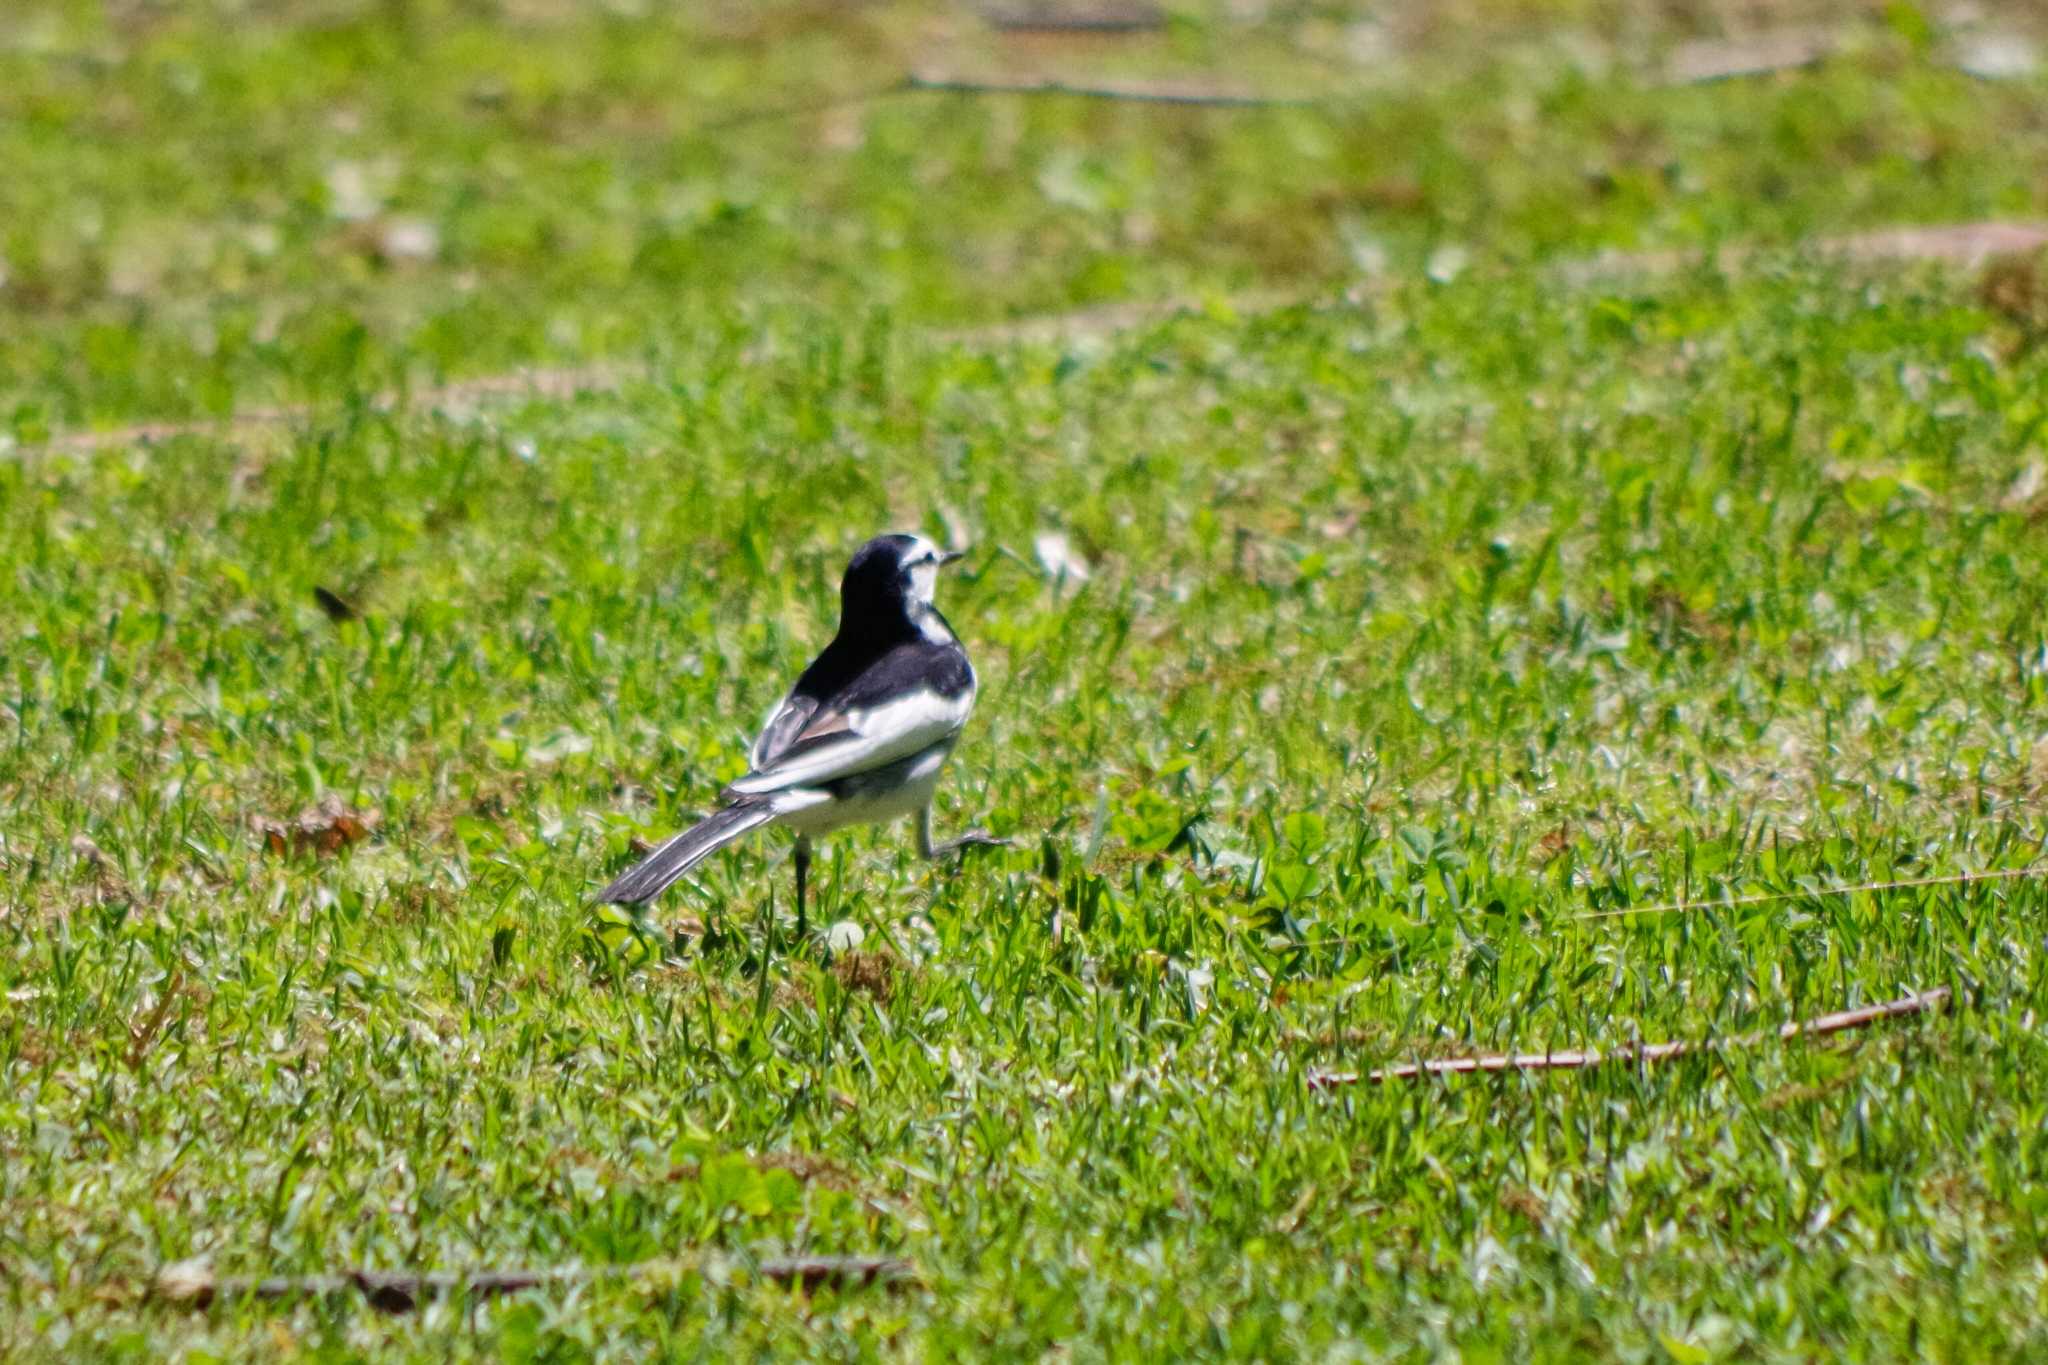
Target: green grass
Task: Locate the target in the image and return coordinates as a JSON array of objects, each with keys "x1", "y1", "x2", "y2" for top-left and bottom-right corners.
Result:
[
  {"x1": 9, "y1": 0, "x2": 2048, "y2": 427},
  {"x1": 5, "y1": 1, "x2": 2048, "y2": 1359}
]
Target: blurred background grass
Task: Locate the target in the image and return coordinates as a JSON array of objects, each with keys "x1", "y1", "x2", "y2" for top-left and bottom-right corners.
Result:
[{"x1": 7, "y1": 0, "x2": 2048, "y2": 427}]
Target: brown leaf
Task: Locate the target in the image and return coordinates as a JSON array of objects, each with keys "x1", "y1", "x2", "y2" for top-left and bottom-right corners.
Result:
[
  {"x1": 832, "y1": 949, "x2": 902, "y2": 1004},
  {"x1": 1500, "y1": 1186, "x2": 1548, "y2": 1228},
  {"x1": 253, "y1": 794, "x2": 382, "y2": 857}
]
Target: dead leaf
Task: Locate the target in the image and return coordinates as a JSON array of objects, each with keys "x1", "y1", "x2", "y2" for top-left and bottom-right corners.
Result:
[
  {"x1": 125, "y1": 971, "x2": 185, "y2": 1071},
  {"x1": 1951, "y1": 31, "x2": 2037, "y2": 80},
  {"x1": 151, "y1": 1259, "x2": 215, "y2": 1305},
  {"x1": 1500, "y1": 1186, "x2": 1548, "y2": 1227},
  {"x1": 253, "y1": 794, "x2": 382, "y2": 857},
  {"x1": 1034, "y1": 530, "x2": 1093, "y2": 586},
  {"x1": 375, "y1": 217, "x2": 439, "y2": 264},
  {"x1": 1662, "y1": 29, "x2": 1836, "y2": 85},
  {"x1": 832, "y1": 949, "x2": 901, "y2": 1003},
  {"x1": 1275, "y1": 1183, "x2": 1317, "y2": 1234},
  {"x1": 312, "y1": 585, "x2": 360, "y2": 622},
  {"x1": 2002, "y1": 461, "x2": 2046, "y2": 512},
  {"x1": 751, "y1": 1150, "x2": 856, "y2": 1187},
  {"x1": 1317, "y1": 509, "x2": 1361, "y2": 540}
]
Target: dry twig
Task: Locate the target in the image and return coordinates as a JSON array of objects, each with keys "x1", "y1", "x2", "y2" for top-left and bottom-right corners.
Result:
[
  {"x1": 1307, "y1": 987, "x2": 1950, "y2": 1090},
  {"x1": 1574, "y1": 866, "x2": 2042, "y2": 921},
  {"x1": 1660, "y1": 28, "x2": 1838, "y2": 85},
  {"x1": 35, "y1": 364, "x2": 631, "y2": 456},
  {"x1": 905, "y1": 69, "x2": 1315, "y2": 107},
  {"x1": 981, "y1": 2, "x2": 1164, "y2": 33}
]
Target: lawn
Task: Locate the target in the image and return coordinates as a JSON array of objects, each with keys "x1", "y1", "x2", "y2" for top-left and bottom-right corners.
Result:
[{"x1": 4, "y1": 0, "x2": 2048, "y2": 1358}]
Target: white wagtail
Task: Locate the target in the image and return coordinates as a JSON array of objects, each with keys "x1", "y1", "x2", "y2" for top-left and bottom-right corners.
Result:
[{"x1": 599, "y1": 533, "x2": 1003, "y2": 931}]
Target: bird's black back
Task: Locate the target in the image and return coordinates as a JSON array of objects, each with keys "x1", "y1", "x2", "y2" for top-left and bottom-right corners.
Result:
[{"x1": 749, "y1": 537, "x2": 974, "y2": 772}]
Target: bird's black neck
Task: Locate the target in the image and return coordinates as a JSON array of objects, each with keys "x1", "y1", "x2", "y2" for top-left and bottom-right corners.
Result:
[
  {"x1": 791, "y1": 608, "x2": 924, "y2": 702},
  {"x1": 838, "y1": 599, "x2": 955, "y2": 654}
]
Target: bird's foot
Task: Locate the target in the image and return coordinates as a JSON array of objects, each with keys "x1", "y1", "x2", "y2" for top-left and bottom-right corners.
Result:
[{"x1": 930, "y1": 829, "x2": 1011, "y2": 858}]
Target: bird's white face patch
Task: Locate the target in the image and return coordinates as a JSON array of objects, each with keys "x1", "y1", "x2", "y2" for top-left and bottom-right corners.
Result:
[
  {"x1": 907, "y1": 559, "x2": 939, "y2": 605},
  {"x1": 901, "y1": 535, "x2": 944, "y2": 607}
]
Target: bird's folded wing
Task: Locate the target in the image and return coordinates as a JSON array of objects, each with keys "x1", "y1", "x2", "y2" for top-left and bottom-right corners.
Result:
[
  {"x1": 727, "y1": 686, "x2": 969, "y2": 796},
  {"x1": 749, "y1": 692, "x2": 819, "y2": 771}
]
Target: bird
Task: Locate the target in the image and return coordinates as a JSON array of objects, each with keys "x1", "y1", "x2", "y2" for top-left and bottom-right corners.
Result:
[{"x1": 599, "y1": 532, "x2": 1004, "y2": 934}]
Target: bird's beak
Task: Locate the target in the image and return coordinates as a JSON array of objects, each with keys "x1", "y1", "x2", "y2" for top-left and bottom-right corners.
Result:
[{"x1": 938, "y1": 548, "x2": 968, "y2": 567}]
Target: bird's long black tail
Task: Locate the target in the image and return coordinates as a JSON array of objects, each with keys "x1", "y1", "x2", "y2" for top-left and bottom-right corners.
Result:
[{"x1": 599, "y1": 801, "x2": 778, "y2": 904}]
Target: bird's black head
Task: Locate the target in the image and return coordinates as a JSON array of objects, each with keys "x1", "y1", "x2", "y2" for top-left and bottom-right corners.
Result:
[{"x1": 839, "y1": 533, "x2": 962, "y2": 628}]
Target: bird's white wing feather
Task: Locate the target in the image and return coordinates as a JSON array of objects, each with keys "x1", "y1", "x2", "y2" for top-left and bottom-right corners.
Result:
[
  {"x1": 726, "y1": 686, "x2": 971, "y2": 796},
  {"x1": 750, "y1": 690, "x2": 814, "y2": 770}
]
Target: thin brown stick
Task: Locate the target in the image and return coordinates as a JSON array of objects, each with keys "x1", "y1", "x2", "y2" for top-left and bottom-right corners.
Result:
[
  {"x1": 931, "y1": 286, "x2": 1311, "y2": 346},
  {"x1": 151, "y1": 1253, "x2": 917, "y2": 1312},
  {"x1": 1827, "y1": 221, "x2": 2048, "y2": 266},
  {"x1": 1657, "y1": 25, "x2": 2040, "y2": 86},
  {"x1": 1573, "y1": 866, "x2": 2042, "y2": 921},
  {"x1": 1659, "y1": 28, "x2": 1838, "y2": 85},
  {"x1": 1307, "y1": 987, "x2": 1949, "y2": 1090},
  {"x1": 982, "y1": 3, "x2": 1164, "y2": 33},
  {"x1": 34, "y1": 364, "x2": 633, "y2": 455},
  {"x1": 905, "y1": 69, "x2": 1316, "y2": 107},
  {"x1": 691, "y1": 81, "x2": 912, "y2": 135},
  {"x1": 1555, "y1": 221, "x2": 2048, "y2": 284},
  {"x1": 1280, "y1": 865, "x2": 2044, "y2": 953},
  {"x1": 687, "y1": 67, "x2": 1307, "y2": 138}
]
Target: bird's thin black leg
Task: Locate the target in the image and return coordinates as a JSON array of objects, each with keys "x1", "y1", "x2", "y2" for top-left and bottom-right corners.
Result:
[
  {"x1": 794, "y1": 837, "x2": 812, "y2": 940},
  {"x1": 917, "y1": 805, "x2": 1009, "y2": 860}
]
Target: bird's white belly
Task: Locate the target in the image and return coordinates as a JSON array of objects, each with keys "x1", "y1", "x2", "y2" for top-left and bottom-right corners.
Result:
[{"x1": 775, "y1": 742, "x2": 952, "y2": 836}]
